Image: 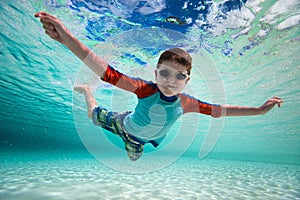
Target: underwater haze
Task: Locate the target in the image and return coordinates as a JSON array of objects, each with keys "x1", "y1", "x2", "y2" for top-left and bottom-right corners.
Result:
[{"x1": 0, "y1": 0, "x2": 300, "y2": 199}]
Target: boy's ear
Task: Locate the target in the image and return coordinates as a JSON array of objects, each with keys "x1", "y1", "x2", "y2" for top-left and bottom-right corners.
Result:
[{"x1": 185, "y1": 77, "x2": 190, "y2": 84}]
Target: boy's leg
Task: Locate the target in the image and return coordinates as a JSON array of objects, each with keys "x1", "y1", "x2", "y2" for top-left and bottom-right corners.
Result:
[
  {"x1": 124, "y1": 140, "x2": 144, "y2": 161},
  {"x1": 74, "y1": 85, "x2": 97, "y2": 118},
  {"x1": 74, "y1": 85, "x2": 144, "y2": 161}
]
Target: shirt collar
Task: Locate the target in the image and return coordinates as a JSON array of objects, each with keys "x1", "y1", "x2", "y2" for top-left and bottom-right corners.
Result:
[{"x1": 159, "y1": 91, "x2": 178, "y2": 102}]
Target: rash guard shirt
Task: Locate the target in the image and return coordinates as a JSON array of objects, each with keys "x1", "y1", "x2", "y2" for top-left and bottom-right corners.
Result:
[{"x1": 101, "y1": 65, "x2": 222, "y2": 147}]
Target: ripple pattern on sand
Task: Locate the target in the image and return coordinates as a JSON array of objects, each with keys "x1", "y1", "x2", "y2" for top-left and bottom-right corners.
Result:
[{"x1": 0, "y1": 155, "x2": 299, "y2": 200}]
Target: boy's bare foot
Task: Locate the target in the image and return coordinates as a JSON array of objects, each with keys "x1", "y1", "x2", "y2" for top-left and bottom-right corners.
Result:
[
  {"x1": 74, "y1": 84, "x2": 97, "y2": 119},
  {"x1": 74, "y1": 84, "x2": 91, "y2": 94}
]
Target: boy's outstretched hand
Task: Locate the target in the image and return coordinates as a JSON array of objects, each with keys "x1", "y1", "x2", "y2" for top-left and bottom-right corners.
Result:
[
  {"x1": 34, "y1": 11, "x2": 108, "y2": 77},
  {"x1": 259, "y1": 96, "x2": 283, "y2": 114},
  {"x1": 34, "y1": 12, "x2": 71, "y2": 44}
]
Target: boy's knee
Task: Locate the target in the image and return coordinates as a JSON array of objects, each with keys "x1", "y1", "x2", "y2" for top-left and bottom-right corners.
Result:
[
  {"x1": 91, "y1": 107, "x2": 103, "y2": 126},
  {"x1": 88, "y1": 106, "x2": 97, "y2": 119}
]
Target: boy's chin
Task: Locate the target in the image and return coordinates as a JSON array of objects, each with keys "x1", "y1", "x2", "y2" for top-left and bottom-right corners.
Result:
[
  {"x1": 157, "y1": 84, "x2": 180, "y2": 96},
  {"x1": 161, "y1": 89, "x2": 178, "y2": 97}
]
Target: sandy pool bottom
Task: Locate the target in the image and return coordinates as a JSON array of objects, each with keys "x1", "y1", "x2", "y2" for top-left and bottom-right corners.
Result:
[{"x1": 0, "y1": 154, "x2": 299, "y2": 200}]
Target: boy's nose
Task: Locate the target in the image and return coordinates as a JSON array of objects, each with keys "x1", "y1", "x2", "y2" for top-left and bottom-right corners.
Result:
[{"x1": 166, "y1": 74, "x2": 177, "y2": 83}]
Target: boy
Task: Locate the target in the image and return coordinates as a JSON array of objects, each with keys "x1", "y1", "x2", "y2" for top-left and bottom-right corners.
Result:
[{"x1": 35, "y1": 12, "x2": 283, "y2": 161}]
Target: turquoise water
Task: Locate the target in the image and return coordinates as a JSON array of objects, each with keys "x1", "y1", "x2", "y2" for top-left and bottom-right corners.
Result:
[{"x1": 1, "y1": 0, "x2": 300, "y2": 199}]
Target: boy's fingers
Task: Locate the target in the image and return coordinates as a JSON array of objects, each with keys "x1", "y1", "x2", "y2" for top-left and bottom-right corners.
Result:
[
  {"x1": 40, "y1": 15, "x2": 58, "y2": 24},
  {"x1": 46, "y1": 30, "x2": 59, "y2": 39},
  {"x1": 271, "y1": 96, "x2": 283, "y2": 107},
  {"x1": 35, "y1": 12, "x2": 60, "y2": 26},
  {"x1": 34, "y1": 12, "x2": 43, "y2": 18},
  {"x1": 43, "y1": 22, "x2": 55, "y2": 30},
  {"x1": 274, "y1": 96, "x2": 283, "y2": 102},
  {"x1": 275, "y1": 98, "x2": 283, "y2": 108},
  {"x1": 34, "y1": 11, "x2": 55, "y2": 19},
  {"x1": 34, "y1": 12, "x2": 50, "y2": 18}
]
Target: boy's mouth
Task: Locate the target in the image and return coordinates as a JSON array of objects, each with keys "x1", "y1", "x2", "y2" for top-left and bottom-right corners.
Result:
[
  {"x1": 164, "y1": 84, "x2": 177, "y2": 88},
  {"x1": 157, "y1": 83, "x2": 178, "y2": 94},
  {"x1": 165, "y1": 85, "x2": 177, "y2": 90}
]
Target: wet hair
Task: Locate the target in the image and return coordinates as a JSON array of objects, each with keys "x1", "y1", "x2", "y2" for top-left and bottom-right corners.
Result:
[{"x1": 157, "y1": 48, "x2": 192, "y2": 75}]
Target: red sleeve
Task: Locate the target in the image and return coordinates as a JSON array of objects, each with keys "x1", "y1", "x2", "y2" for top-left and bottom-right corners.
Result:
[
  {"x1": 101, "y1": 65, "x2": 158, "y2": 98},
  {"x1": 179, "y1": 93, "x2": 222, "y2": 118}
]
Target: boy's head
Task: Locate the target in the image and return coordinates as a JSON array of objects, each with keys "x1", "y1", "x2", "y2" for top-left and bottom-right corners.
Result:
[
  {"x1": 155, "y1": 48, "x2": 192, "y2": 97},
  {"x1": 157, "y1": 48, "x2": 192, "y2": 75}
]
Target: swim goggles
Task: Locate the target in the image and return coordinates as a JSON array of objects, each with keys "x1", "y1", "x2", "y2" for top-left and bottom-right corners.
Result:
[{"x1": 156, "y1": 68, "x2": 189, "y2": 81}]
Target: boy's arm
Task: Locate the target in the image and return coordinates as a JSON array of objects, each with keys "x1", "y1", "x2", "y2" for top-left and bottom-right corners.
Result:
[
  {"x1": 221, "y1": 96, "x2": 283, "y2": 117},
  {"x1": 34, "y1": 12, "x2": 107, "y2": 77}
]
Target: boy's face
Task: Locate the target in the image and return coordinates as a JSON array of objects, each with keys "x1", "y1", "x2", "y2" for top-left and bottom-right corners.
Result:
[{"x1": 155, "y1": 61, "x2": 190, "y2": 97}]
